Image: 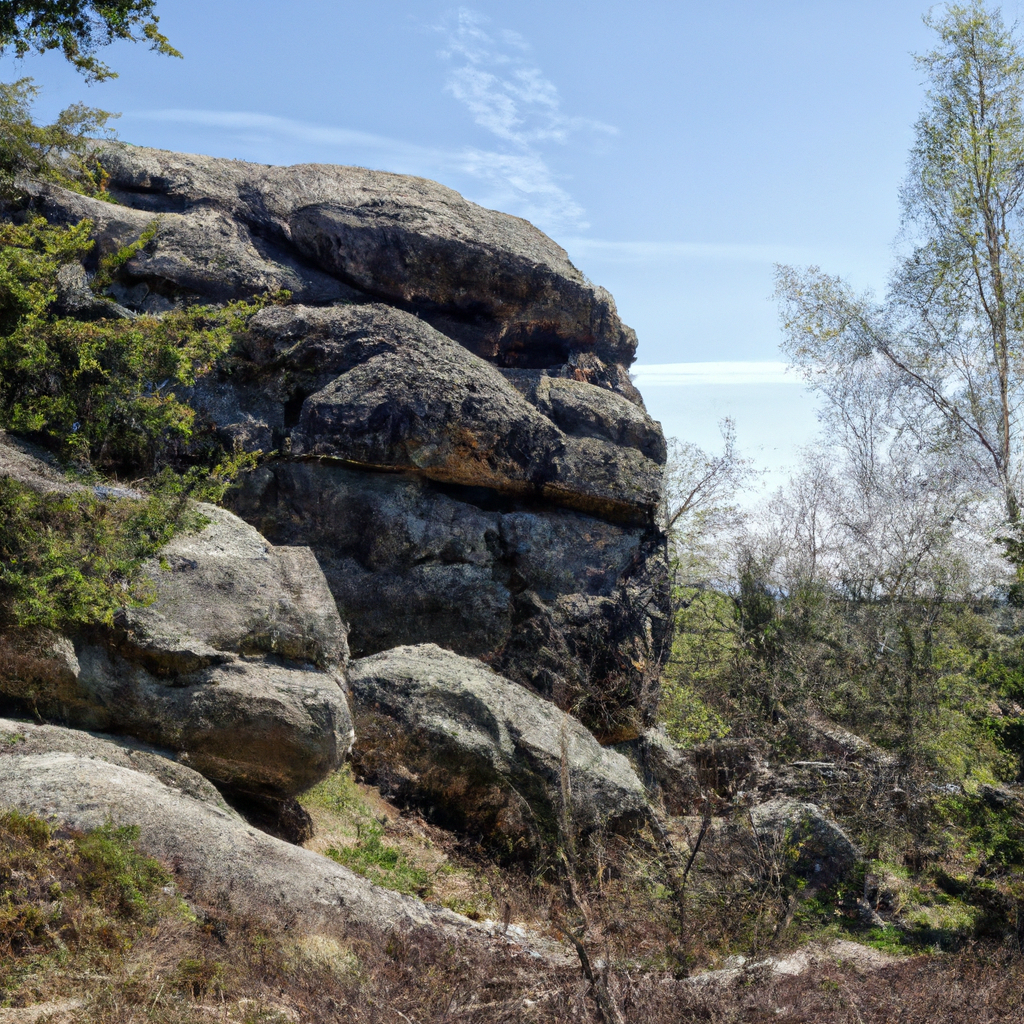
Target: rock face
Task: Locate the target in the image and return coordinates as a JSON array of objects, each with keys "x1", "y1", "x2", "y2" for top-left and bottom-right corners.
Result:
[
  {"x1": 348, "y1": 645, "x2": 648, "y2": 856},
  {"x1": 615, "y1": 728, "x2": 701, "y2": 816},
  {"x1": 0, "y1": 435, "x2": 353, "y2": 805},
  {"x1": 20, "y1": 146, "x2": 671, "y2": 738},
  {"x1": 0, "y1": 716, "x2": 237, "y2": 814}
]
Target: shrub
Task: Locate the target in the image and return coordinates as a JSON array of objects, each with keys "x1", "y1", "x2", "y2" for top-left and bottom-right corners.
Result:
[
  {"x1": 0, "y1": 474, "x2": 205, "y2": 630},
  {"x1": 1, "y1": 199, "x2": 288, "y2": 476},
  {"x1": 0, "y1": 77, "x2": 116, "y2": 199}
]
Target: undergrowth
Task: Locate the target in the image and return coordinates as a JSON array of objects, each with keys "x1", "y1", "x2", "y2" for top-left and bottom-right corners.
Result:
[
  {"x1": 2, "y1": 808, "x2": 1023, "y2": 1022},
  {"x1": 302, "y1": 768, "x2": 434, "y2": 898}
]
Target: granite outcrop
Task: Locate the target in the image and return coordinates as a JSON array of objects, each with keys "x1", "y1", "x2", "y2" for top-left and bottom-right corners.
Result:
[{"x1": 20, "y1": 144, "x2": 672, "y2": 738}]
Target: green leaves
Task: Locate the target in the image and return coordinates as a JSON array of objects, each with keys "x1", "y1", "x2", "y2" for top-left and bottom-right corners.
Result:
[
  {"x1": 0, "y1": 2, "x2": 180, "y2": 82},
  {"x1": 0, "y1": 214, "x2": 93, "y2": 332},
  {"x1": 0, "y1": 475, "x2": 202, "y2": 630},
  {"x1": 776, "y1": 2, "x2": 1024, "y2": 534},
  {"x1": 0, "y1": 78, "x2": 118, "y2": 199},
  {"x1": 0, "y1": 215, "x2": 279, "y2": 474}
]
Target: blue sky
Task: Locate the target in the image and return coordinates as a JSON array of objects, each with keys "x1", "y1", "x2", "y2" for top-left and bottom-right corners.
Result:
[{"x1": 11, "y1": 0, "x2": 1021, "y2": 482}]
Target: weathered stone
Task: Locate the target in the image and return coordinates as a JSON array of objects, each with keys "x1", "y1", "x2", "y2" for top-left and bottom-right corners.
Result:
[
  {"x1": 75, "y1": 144, "x2": 638, "y2": 377},
  {"x1": 348, "y1": 644, "x2": 649, "y2": 857},
  {"x1": 69, "y1": 645, "x2": 351, "y2": 800},
  {"x1": 53, "y1": 262, "x2": 134, "y2": 321},
  {"x1": 0, "y1": 430, "x2": 82, "y2": 496},
  {"x1": 228, "y1": 461, "x2": 667, "y2": 736},
  {"x1": 615, "y1": 728, "x2": 700, "y2": 815},
  {"x1": 749, "y1": 798, "x2": 859, "y2": 879},
  {"x1": 0, "y1": 441, "x2": 353, "y2": 802},
  {"x1": 22, "y1": 179, "x2": 355, "y2": 308},
  {"x1": 0, "y1": 715, "x2": 236, "y2": 813},
  {"x1": 121, "y1": 503, "x2": 348, "y2": 673},
  {"x1": 12, "y1": 146, "x2": 673, "y2": 739},
  {"x1": 0, "y1": 751, "x2": 481, "y2": 937},
  {"x1": 208, "y1": 303, "x2": 663, "y2": 521}
]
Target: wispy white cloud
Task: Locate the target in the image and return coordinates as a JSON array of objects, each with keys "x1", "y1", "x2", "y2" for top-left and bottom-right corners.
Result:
[
  {"x1": 123, "y1": 12, "x2": 611, "y2": 236},
  {"x1": 563, "y1": 238, "x2": 811, "y2": 265},
  {"x1": 125, "y1": 97, "x2": 597, "y2": 233},
  {"x1": 132, "y1": 109, "x2": 443, "y2": 165},
  {"x1": 439, "y1": 9, "x2": 615, "y2": 148},
  {"x1": 632, "y1": 362, "x2": 801, "y2": 386},
  {"x1": 456, "y1": 147, "x2": 588, "y2": 228},
  {"x1": 435, "y1": 7, "x2": 617, "y2": 231}
]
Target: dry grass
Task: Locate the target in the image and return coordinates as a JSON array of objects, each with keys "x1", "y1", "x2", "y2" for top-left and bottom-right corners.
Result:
[{"x1": 3, "y1": 806, "x2": 1024, "y2": 1022}]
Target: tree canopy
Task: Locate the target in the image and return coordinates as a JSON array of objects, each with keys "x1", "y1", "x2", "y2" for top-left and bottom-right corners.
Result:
[{"x1": 0, "y1": 1, "x2": 179, "y2": 81}]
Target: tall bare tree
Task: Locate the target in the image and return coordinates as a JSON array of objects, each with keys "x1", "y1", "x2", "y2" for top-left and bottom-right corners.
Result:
[{"x1": 777, "y1": 2, "x2": 1024, "y2": 526}]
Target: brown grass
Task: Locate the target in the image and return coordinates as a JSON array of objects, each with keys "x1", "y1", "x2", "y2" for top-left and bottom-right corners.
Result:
[{"x1": 4, "y1": 805, "x2": 1024, "y2": 1023}]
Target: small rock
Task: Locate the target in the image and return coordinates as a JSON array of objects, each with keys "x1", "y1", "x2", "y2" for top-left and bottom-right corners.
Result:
[{"x1": 749, "y1": 798, "x2": 859, "y2": 879}]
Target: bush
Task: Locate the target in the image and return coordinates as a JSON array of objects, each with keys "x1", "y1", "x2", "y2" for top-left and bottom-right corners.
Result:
[
  {"x1": 0, "y1": 77, "x2": 116, "y2": 199},
  {"x1": 0, "y1": 215, "x2": 277, "y2": 474},
  {"x1": 0, "y1": 474, "x2": 204, "y2": 630}
]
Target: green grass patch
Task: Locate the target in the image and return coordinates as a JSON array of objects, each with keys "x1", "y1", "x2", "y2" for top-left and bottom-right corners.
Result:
[
  {"x1": 0, "y1": 809, "x2": 174, "y2": 1003},
  {"x1": 325, "y1": 827, "x2": 431, "y2": 897},
  {"x1": 304, "y1": 767, "x2": 432, "y2": 897}
]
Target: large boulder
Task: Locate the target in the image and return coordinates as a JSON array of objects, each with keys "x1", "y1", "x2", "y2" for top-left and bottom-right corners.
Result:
[
  {"x1": 0, "y1": 436, "x2": 353, "y2": 804},
  {"x1": 229, "y1": 460, "x2": 667, "y2": 738},
  {"x1": 347, "y1": 644, "x2": 649, "y2": 858},
  {"x1": 15, "y1": 147, "x2": 673, "y2": 737},
  {"x1": 614, "y1": 728, "x2": 701, "y2": 815},
  {"x1": 0, "y1": 750, "x2": 481, "y2": 937},
  {"x1": 76, "y1": 144, "x2": 638, "y2": 376},
  {"x1": 210, "y1": 302, "x2": 664, "y2": 520},
  {"x1": 0, "y1": 715, "x2": 237, "y2": 814}
]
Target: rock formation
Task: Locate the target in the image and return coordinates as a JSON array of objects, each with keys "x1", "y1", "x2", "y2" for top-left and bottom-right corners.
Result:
[
  {"x1": 348, "y1": 644, "x2": 648, "y2": 856},
  {"x1": 22, "y1": 145, "x2": 671, "y2": 740},
  {"x1": 0, "y1": 431, "x2": 353, "y2": 830},
  {"x1": 750, "y1": 799, "x2": 860, "y2": 881},
  {"x1": 0, "y1": 721, "x2": 483, "y2": 939}
]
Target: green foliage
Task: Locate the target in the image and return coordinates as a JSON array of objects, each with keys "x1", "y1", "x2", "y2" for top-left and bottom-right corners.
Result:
[
  {"x1": 0, "y1": 474, "x2": 204, "y2": 630},
  {"x1": 0, "y1": 213, "x2": 94, "y2": 334},
  {"x1": 90, "y1": 216, "x2": 159, "y2": 291},
  {"x1": 1, "y1": 807, "x2": 51, "y2": 848},
  {"x1": 662, "y1": 572, "x2": 1024, "y2": 798},
  {"x1": 304, "y1": 768, "x2": 432, "y2": 897},
  {"x1": 0, "y1": 78, "x2": 117, "y2": 199},
  {"x1": 172, "y1": 956, "x2": 227, "y2": 999},
  {"x1": 0, "y1": 809, "x2": 171, "y2": 1000},
  {"x1": 0, "y1": 215, "x2": 280, "y2": 474},
  {"x1": 325, "y1": 829, "x2": 431, "y2": 897},
  {"x1": 75, "y1": 822, "x2": 167, "y2": 920},
  {"x1": 934, "y1": 792, "x2": 1024, "y2": 868},
  {"x1": 0, "y1": 100, "x2": 281, "y2": 636},
  {"x1": 302, "y1": 764, "x2": 369, "y2": 818},
  {"x1": 660, "y1": 589, "x2": 733, "y2": 744},
  {"x1": 777, "y1": 3, "x2": 1024, "y2": 526},
  {"x1": 1, "y1": 303, "x2": 242, "y2": 472},
  {"x1": 0, "y1": 1, "x2": 180, "y2": 82}
]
